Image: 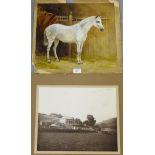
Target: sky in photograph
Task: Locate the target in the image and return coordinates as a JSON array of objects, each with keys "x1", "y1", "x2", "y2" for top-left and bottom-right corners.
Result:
[{"x1": 38, "y1": 86, "x2": 118, "y2": 123}]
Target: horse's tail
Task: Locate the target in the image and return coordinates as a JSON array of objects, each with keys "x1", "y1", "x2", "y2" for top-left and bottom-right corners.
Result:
[{"x1": 43, "y1": 30, "x2": 48, "y2": 46}]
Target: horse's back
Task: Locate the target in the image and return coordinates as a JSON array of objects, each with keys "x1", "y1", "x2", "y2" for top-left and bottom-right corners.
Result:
[{"x1": 46, "y1": 24, "x2": 71, "y2": 32}]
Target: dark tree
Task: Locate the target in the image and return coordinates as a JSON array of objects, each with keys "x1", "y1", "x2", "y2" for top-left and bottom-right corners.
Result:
[
  {"x1": 75, "y1": 118, "x2": 82, "y2": 126},
  {"x1": 83, "y1": 120, "x2": 89, "y2": 126},
  {"x1": 83, "y1": 115, "x2": 96, "y2": 127}
]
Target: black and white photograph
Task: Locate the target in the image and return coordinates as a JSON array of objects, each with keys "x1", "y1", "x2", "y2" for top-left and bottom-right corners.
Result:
[{"x1": 35, "y1": 86, "x2": 120, "y2": 153}]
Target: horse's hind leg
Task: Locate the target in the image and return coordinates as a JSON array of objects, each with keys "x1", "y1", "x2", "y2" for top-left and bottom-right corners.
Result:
[
  {"x1": 47, "y1": 40, "x2": 54, "y2": 63},
  {"x1": 53, "y1": 39, "x2": 60, "y2": 62}
]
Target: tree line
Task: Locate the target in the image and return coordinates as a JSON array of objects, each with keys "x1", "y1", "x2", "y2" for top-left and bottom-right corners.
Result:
[{"x1": 75, "y1": 115, "x2": 96, "y2": 127}]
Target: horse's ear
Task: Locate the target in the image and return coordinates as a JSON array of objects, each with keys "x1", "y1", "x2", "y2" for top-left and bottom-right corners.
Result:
[{"x1": 95, "y1": 16, "x2": 99, "y2": 18}]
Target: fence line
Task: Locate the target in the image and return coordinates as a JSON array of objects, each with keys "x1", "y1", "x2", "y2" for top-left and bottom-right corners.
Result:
[{"x1": 47, "y1": 12, "x2": 109, "y2": 23}]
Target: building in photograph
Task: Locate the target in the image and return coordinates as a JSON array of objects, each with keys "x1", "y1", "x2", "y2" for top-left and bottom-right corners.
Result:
[{"x1": 39, "y1": 120, "x2": 52, "y2": 128}]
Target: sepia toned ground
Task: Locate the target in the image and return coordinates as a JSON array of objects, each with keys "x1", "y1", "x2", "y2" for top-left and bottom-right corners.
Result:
[
  {"x1": 34, "y1": 56, "x2": 122, "y2": 74},
  {"x1": 37, "y1": 132, "x2": 118, "y2": 151}
]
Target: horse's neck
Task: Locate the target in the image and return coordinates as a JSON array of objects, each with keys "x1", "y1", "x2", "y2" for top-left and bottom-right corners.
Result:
[
  {"x1": 83, "y1": 22, "x2": 93, "y2": 33},
  {"x1": 79, "y1": 19, "x2": 94, "y2": 34}
]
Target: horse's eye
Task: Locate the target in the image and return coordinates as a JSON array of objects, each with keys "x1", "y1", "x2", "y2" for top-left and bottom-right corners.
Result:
[{"x1": 97, "y1": 21, "x2": 100, "y2": 23}]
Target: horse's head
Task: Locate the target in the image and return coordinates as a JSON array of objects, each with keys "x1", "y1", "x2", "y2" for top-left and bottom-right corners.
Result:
[{"x1": 93, "y1": 16, "x2": 104, "y2": 32}]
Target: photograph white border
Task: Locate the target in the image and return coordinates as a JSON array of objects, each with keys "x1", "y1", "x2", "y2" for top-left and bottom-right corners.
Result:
[{"x1": 34, "y1": 85, "x2": 120, "y2": 154}]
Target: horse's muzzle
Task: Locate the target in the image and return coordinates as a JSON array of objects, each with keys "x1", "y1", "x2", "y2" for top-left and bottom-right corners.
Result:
[{"x1": 100, "y1": 28, "x2": 104, "y2": 32}]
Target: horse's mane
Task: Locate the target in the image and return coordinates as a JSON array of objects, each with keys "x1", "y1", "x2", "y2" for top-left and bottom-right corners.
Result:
[{"x1": 79, "y1": 16, "x2": 95, "y2": 25}]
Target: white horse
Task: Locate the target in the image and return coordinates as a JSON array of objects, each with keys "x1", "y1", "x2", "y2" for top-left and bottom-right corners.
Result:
[{"x1": 44, "y1": 16, "x2": 104, "y2": 64}]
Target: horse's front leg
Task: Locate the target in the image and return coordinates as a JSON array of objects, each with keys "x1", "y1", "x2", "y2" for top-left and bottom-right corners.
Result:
[
  {"x1": 76, "y1": 42, "x2": 83, "y2": 64},
  {"x1": 79, "y1": 42, "x2": 84, "y2": 63}
]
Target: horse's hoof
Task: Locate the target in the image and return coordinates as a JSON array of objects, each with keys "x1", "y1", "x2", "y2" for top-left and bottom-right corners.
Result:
[
  {"x1": 47, "y1": 59, "x2": 51, "y2": 63},
  {"x1": 56, "y1": 59, "x2": 60, "y2": 62},
  {"x1": 77, "y1": 62, "x2": 83, "y2": 65}
]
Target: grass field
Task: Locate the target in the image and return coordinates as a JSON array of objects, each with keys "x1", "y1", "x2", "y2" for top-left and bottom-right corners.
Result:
[
  {"x1": 34, "y1": 56, "x2": 122, "y2": 74},
  {"x1": 37, "y1": 132, "x2": 118, "y2": 151}
]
